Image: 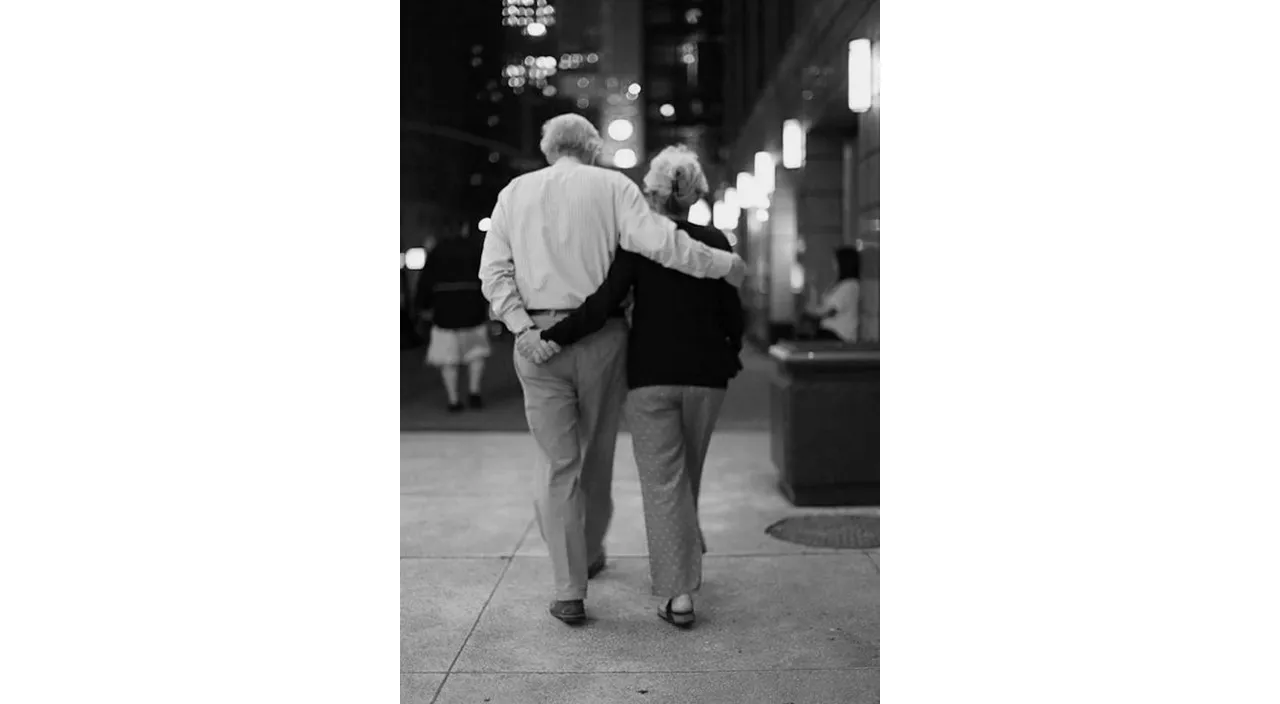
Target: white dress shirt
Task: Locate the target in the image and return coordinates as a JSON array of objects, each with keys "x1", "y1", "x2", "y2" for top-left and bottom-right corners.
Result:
[{"x1": 479, "y1": 157, "x2": 735, "y2": 333}]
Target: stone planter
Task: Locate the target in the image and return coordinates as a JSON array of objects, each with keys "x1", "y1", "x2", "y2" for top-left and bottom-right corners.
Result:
[{"x1": 768, "y1": 341, "x2": 879, "y2": 506}]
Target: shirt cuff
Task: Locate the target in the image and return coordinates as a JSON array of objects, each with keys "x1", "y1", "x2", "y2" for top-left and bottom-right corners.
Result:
[
  {"x1": 541, "y1": 324, "x2": 568, "y2": 346},
  {"x1": 502, "y1": 309, "x2": 535, "y2": 334},
  {"x1": 708, "y1": 249, "x2": 735, "y2": 279}
]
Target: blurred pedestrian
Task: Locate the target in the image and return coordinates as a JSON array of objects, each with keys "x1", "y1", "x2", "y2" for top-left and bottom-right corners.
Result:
[
  {"x1": 418, "y1": 225, "x2": 491, "y2": 411},
  {"x1": 401, "y1": 268, "x2": 423, "y2": 350},
  {"x1": 804, "y1": 246, "x2": 861, "y2": 342},
  {"x1": 540, "y1": 145, "x2": 743, "y2": 628},
  {"x1": 478, "y1": 113, "x2": 747, "y2": 625}
]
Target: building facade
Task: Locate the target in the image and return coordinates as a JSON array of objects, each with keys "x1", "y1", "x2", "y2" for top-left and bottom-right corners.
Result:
[
  {"x1": 641, "y1": 0, "x2": 726, "y2": 186},
  {"x1": 719, "y1": 0, "x2": 880, "y2": 346}
]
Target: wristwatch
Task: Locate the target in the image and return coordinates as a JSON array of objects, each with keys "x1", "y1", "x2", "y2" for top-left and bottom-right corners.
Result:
[{"x1": 515, "y1": 324, "x2": 537, "y2": 336}]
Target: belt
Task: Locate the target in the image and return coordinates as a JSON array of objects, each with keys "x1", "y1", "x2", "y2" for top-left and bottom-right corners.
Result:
[{"x1": 528, "y1": 308, "x2": 626, "y2": 319}]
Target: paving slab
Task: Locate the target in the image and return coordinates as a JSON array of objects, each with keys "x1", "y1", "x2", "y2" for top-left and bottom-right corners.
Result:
[
  {"x1": 516, "y1": 432, "x2": 879, "y2": 557},
  {"x1": 401, "y1": 558, "x2": 508, "y2": 673},
  {"x1": 402, "y1": 492, "x2": 533, "y2": 557},
  {"x1": 401, "y1": 433, "x2": 543, "y2": 498},
  {"x1": 434, "y1": 670, "x2": 879, "y2": 704},
  {"x1": 400, "y1": 673, "x2": 445, "y2": 704},
  {"x1": 453, "y1": 554, "x2": 878, "y2": 673}
]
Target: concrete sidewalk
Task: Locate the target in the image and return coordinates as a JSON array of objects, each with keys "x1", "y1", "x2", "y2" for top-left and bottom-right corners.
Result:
[
  {"x1": 401, "y1": 431, "x2": 880, "y2": 704},
  {"x1": 402, "y1": 344, "x2": 777, "y2": 433}
]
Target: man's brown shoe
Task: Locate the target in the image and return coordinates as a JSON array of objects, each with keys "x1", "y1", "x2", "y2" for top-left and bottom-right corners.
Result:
[{"x1": 549, "y1": 599, "x2": 586, "y2": 624}]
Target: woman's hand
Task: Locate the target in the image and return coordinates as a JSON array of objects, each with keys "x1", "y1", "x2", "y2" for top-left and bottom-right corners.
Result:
[{"x1": 516, "y1": 328, "x2": 561, "y2": 365}]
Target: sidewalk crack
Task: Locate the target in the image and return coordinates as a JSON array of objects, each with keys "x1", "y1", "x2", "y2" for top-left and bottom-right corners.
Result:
[{"x1": 430, "y1": 554, "x2": 516, "y2": 704}]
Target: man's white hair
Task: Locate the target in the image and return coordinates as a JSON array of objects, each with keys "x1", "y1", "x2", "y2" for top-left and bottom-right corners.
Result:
[
  {"x1": 643, "y1": 145, "x2": 709, "y2": 209},
  {"x1": 539, "y1": 113, "x2": 602, "y2": 162}
]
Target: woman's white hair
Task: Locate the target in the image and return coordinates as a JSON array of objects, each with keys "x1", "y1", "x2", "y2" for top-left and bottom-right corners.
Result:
[
  {"x1": 643, "y1": 145, "x2": 709, "y2": 209},
  {"x1": 539, "y1": 113, "x2": 603, "y2": 162}
]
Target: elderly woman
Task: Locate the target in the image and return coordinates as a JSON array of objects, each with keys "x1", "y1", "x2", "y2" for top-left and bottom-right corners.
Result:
[{"x1": 541, "y1": 145, "x2": 744, "y2": 628}]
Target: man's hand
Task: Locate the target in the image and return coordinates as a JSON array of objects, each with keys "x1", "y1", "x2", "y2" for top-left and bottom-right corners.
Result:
[
  {"x1": 724, "y1": 254, "x2": 747, "y2": 288},
  {"x1": 516, "y1": 328, "x2": 561, "y2": 365}
]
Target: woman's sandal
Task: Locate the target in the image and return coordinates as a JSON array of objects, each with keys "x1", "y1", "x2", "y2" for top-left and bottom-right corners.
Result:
[{"x1": 657, "y1": 598, "x2": 695, "y2": 628}]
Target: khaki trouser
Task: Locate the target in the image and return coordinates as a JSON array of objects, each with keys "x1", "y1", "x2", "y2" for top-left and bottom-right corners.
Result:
[{"x1": 514, "y1": 314, "x2": 627, "y2": 601}]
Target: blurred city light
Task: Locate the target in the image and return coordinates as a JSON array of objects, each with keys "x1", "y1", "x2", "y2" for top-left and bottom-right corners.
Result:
[
  {"x1": 587, "y1": 53, "x2": 599, "y2": 63},
  {"x1": 613, "y1": 148, "x2": 638, "y2": 169},
  {"x1": 782, "y1": 119, "x2": 805, "y2": 169},
  {"x1": 680, "y1": 42, "x2": 698, "y2": 65},
  {"x1": 626, "y1": 82, "x2": 642, "y2": 96},
  {"x1": 712, "y1": 200, "x2": 739, "y2": 230},
  {"x1": 688, "y1": 199, "x2": 712, "y2": 226},
  {"x1": 478, "y1": 217, "x2": 492, "y2": 233},
  {"x1": 848, "y1": 38, "x2": 873, "y2": 113},
  {"x1": 527, "y1": 21, "x2": 547, "y2": 37},
  {"x1": 724, "y1": 187, "x2": 740, "y2": 210},
  {"x1": 659, "y1": 103, "x2": 675, "y2": 117},
  {"x1": 736, "y1": 172, "x2": 762, "y2": 208},
  {"x1": 607, "y1": 118, "x2": 634, "y2": 141},
  {"x1": 754, "y1": 151, "x2": 776, "y2": 195},
  {"x1": 756, "y1": 209, "x2": 770, "y2": 223},
  {"x1": 404, "y1": 248, "x2": 426, "y2": 271},
  {"x1": 790, "y1": 262, "x2": 806, "y2": 293}
]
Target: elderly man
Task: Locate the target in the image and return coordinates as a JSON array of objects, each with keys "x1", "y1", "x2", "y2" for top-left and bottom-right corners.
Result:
[{"x1": 479, "y1": 114, "x2": 745, "y2": 624}]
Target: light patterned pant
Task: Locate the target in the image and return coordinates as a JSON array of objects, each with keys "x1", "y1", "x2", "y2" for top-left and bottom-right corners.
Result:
[
  {"x1": 514, "y1": 315, "x2": 627, "y2": 601},
  {"x1": 626, "y1": 385, "x2": 726, "y2": 598}
]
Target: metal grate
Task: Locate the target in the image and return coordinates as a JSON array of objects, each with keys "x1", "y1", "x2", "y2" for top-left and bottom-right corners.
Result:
[{"x1": 765, "y1": 515, "x2": 880, "y2": 549}]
